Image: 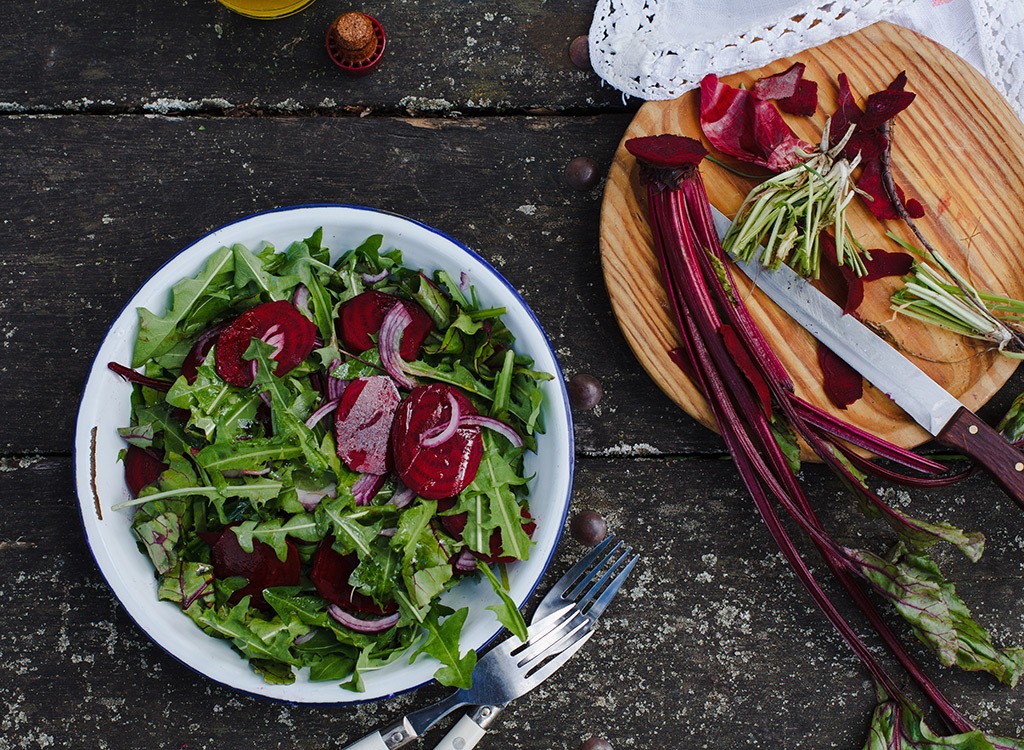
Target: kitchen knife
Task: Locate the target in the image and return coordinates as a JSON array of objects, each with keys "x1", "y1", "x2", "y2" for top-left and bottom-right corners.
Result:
[{"x1": 711, "y1": 208, "x2": 1024, "y2": 506}]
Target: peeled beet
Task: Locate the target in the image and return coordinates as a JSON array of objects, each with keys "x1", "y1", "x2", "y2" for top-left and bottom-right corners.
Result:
[
  {"x1": 311, "y1": 538, "x2": 397, "y2": 615},
  {"x1": 437, "y1": 496, "x2": 536, "y2": 564},
  {"x1": 336, "y1": 290, "x2": 434, "y2": 361},
  {"x1": 215, "y1": 301, "x2": 316, "y2": 387},
  {"x1": 334, "y1": 375, "x2": 401, "y2": 475},
  {"x1": 124, "y1": 445, "x2": 168, "y2": 497},
  {"x1": 206, "y1": 526, "x2": 300, "y2": 612},
  {"x1": 391, "y1": 384, "x2": 483, "y2": 500}
]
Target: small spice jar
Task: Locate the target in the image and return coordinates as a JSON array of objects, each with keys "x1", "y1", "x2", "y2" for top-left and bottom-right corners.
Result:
[{"x1": 326, "y1": 11, "x2": 386, "y2": 76}]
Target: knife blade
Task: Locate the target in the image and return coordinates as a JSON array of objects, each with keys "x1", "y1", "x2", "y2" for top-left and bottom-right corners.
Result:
[{"x1": 710, "y1": 207, "x2": 1024, "y2": 506}]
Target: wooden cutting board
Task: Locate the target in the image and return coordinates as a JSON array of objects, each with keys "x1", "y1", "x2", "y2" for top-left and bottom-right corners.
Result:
[{"x1": 600, "y1": 21, "x2": 1024, "y2": 451}]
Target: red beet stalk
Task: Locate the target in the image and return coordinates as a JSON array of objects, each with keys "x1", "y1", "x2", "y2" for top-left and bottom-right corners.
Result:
[{"x1": 629, "y1": 134, "x2": 975, "y2": 734}]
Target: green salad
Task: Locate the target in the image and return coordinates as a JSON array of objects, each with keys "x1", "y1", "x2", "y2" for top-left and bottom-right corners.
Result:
[{"x1": 111, "y1": 229, "x2": 550, "y2": 690}]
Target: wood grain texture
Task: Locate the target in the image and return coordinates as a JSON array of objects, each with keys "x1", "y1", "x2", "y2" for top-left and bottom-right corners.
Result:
[
  {"x1": 599, "y1": 22, "x2": 1024, "y2": 450},
  {"x1": 0, "y1": 0, "x2": 625, "y2": 115},
  {"x1": 5, "y1": 457, "x2": 1024, "y2": 748}
]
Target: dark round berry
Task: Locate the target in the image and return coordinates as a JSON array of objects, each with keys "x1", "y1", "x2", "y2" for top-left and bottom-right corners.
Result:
[
  {"x1": 570, "y1": 510, "x2": 607, "y2": 547},
  {"x1": 569, "y1": 35, "x2": 591, "y2": 71},
  {"x1": 567, "y1": 373, "x2": 603, "y2": 410},
  {"x1": 565, "y1": 156, "x2": 600, "y2": 191},
  {"x1": 579, "y1": 738, "x2": 613, "y2": 750}
]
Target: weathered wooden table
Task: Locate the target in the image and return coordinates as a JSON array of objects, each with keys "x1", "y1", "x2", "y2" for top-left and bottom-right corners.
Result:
[{"x1": 2, "y1": 2, "x2": 1023, "y2": 748}]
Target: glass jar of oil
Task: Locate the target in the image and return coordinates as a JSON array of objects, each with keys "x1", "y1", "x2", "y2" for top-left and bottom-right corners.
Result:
[{"x1": 217, "y1": 0, "x2": 317, "y2": 19}]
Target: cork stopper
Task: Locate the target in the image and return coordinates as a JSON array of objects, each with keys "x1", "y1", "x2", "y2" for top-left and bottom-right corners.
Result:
[
  {"x1": 326, "y1": 11, "x2": 386, "y2": 75},
  {"x1": 331, "y1": 12, "x2": 377, "y2": 62}
]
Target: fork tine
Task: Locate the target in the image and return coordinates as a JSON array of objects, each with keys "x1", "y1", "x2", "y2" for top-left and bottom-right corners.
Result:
[
  {"x1": 513, "y1": 611, "x2": 589, "y2": 665},
  {"x1": 583, "y1": 551, "x2": 638, "y2": 622},
  {"x1": 563, "y1": 542, "x2": 630, "y2": 606},
  {"x1": 522, "y1": 628, "x2": 595, "y2": 686},
  {"x1": 536, "y1": 535, "x2": 617, "y2": 610},
  {"x1": 533, "y1": 537, "x2": 622, "y2": 622}
]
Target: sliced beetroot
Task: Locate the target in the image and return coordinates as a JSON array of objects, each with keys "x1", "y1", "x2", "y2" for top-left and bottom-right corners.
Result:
[
  {"x1": 778, "y1": 79, "x2": 818, "y2": 117},
  {"x1": 816, "y1": 342, "x2": 863, "y2": 410},
  {"x1": 206, "y1": 526, "x2": 300, "y2": 612},
  {"x1": 124, "y1": 445, "x2": 168, "y2": 497},
  {"x1": 215, "y1": 301, "x2": 316, "y2": 387},
  {"x1": 311, "y1": 538, "x2": 397, "y2": 616},
  {"x1": 699, "y1": 73, "x2": 812, "y2": 173},
  {"x1": 334, "y1": 376, "x2": 401, "y2": 475},
  {"x1": 337, "y1": 290, "x2": 434, "y2": 361},
  {"x1": 436, "y1": 496, "x2": 536, "y2": 564},
  {"x1": 750, "y1": 63, "x2": 819, "y2": 117},
  {"x1": 624, "y1": 134, "x2": 707, "y2": 170},
  {"x1": 391, "y1": 384, "x2": 483, "y2": 500}
]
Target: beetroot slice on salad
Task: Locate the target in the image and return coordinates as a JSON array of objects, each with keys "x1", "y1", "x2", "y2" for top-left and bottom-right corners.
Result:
[
  {"x1": 437, "y1": 497, "x2": 537, "y2": 564},
  {"x1": 334, "y1": 375, "x2": 401, "y2": 475},
  {"x1": 337, "y1": 290, "x2": 434, "y2": 361},
  {"x1": 311, "y1": 538, "x2": 398, "y2": 616},
  {"x1": 204, "y1": 526, "x2": 301, "y2": 612},
  {"x1": 215, "y1": 300, "x2": 317, "y2": 387},
  {"x1": 391, "y1": 384, "x2": 484, "y2": 500},
  {"x1": 123, "y1": 445, "x2": 168, "y2": 497}
]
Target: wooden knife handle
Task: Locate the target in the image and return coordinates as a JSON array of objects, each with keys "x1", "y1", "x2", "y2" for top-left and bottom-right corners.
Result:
[{"x1": 937, "y1": 406, "x2": 1024, "y2": 508}]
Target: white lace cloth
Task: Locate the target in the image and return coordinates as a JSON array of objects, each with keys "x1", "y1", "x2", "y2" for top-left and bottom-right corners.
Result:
[{"x1": 588, "y1": 0, "x2": 1024, "y2": 120}]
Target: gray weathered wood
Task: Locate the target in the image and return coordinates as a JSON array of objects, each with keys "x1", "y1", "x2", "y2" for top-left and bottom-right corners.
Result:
[
  {"x1": 0, "y1": 113, "x2": 711, "y2": 457},
  {"x1": 4, "y1": 457, "x2": 1024, "y2": 748},
  {"x1": 0, "y1": 0, "x2": 627, "y2": 115}
]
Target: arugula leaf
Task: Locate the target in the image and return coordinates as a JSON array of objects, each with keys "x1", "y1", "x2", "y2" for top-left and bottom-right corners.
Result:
[
  {"x1": 410, "y1": 606, "x2": 476, "y2": 688},
  {"x1": 231, "y1": 513, "x2": 320, "y2": 562},
  {"x1": 166, "y1": 352, "x2": 260, "y2": 443},
  {"x1": 231, "y1": 243, "x2": 299, "y2": 301},
  {"x1": 133, "y1": 246, "x2": 234, "y2": 366},
  {"x1": 458, "y1": 434, "x2": 531, "y2": 560},
  {"x1": 476, "y1": 561, "x2": 528, "y2": 641}
]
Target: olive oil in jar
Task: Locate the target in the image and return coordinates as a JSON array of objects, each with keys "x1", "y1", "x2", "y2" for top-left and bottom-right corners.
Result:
[{"x1": 216, "y1": 0, "x2": 317, "y2": 19}]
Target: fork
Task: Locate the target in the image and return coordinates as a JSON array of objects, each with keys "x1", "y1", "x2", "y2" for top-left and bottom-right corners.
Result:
[
  {"x1": 341, "y1": 604, "x2": 595, "y2": 750},
  {"x1": 430, "y1": 535, "x2": 638, "y2": 750}
]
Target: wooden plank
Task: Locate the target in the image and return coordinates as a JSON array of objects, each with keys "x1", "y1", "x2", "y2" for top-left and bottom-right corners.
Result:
[
  {"x1": 0, "y1": 112, "x2": 720, "y2": 457},
  {"x1": 0, "y1": 0, "x2": 627, "y2": 114},
  {"x1": 3, "y1": 456, "x2": 1024, "y2": 746}
]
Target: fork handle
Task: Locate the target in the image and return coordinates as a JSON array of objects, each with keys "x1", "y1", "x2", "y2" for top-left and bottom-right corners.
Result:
[
  {"x1": 341, "y1": 719, "x2": 415, "y2": 750},
  {"x1": 432, "y1": 713, "x2": 489, "y2": 750}
]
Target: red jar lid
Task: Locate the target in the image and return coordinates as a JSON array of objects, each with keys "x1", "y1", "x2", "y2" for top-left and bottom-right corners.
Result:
[{"x1": 327, "y1": 12, "x2": 386, "y2": 76}]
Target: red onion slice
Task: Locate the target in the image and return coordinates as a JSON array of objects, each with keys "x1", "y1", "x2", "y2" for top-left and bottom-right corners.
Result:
[
  {"x1": 295, "y1": 483, "x2": 336, "y2": 511},
  {"x1": 262, "y1": 324, "x2": 285, "y2": 359},
  {"x1": 327, "y1": 605, "x2": 400, "y2": 633},
  {"x1": 452, "y1": 547, "x2": 478, "y2": 573},
  {"x1": 304, "y1": 398, "x2": 341, "y2": 429},
  {"x1": 292, "y1": 284, "x2": 311, "y2": 318},
  {"x1": 458, "y1": 415, "x2": 524, "y2": 448},
  {"x1": 326, "y1": 359, "x2": 348, "y2": 401},
  {"x1": 353, "y1": 472, "x2": 387, "y2": 506},
  {"x1": 378, "y1": 304, "x2": 417, "y2": 389},
  {"x1": 292, "y1": 630, "x2": 317, "y2": 646},
  {"x1": 361, "y1": 269, "x2": 389, "y2": 284},
  {"x1": 379, "y1": 527, "x2": 398, "y2": 538},
  {"x1": 389, "y1": 482, "x2": 416, "y2": 509},
  {"x1": 420, "y1": 392, "x2": 461, "y2": 448}
]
